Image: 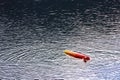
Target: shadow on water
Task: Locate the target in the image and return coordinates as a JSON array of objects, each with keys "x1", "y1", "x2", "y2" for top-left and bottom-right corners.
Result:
[{"x1": 0, "y1": 0, "x2": 120, "y2": 62}]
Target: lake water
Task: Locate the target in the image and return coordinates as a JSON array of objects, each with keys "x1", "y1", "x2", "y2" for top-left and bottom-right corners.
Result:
[{"x1": 0, "y1": 0, "x2": 120, "y2": 80}]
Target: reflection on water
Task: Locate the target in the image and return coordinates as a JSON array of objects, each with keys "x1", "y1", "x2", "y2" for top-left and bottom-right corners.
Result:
[{"x1": 0, "y1": 0, "x2": 120, "y2": 80}]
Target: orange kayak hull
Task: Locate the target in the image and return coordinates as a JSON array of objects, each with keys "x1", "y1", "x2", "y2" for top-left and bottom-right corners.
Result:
[{"x1": 64, "y1": 50, "x2": 90, "y2": 62}]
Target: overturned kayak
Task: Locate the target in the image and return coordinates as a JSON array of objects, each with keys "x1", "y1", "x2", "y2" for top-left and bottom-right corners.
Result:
[{"x1": 64, "y1": 50, "x2": 90, "y2": 63}]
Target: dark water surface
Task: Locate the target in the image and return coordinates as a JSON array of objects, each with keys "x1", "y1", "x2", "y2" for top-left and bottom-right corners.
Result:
[{"x1": 0, "y1": 0, "x2": 120, "y2": 80}]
